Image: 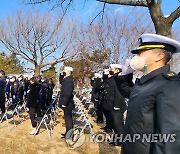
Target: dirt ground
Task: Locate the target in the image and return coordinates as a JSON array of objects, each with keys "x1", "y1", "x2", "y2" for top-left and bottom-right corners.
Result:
[{"x1": 0, "y1": 109, "x2": 121, "y2": 154}]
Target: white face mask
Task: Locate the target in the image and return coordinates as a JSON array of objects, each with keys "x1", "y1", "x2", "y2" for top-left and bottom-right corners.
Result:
[
  {"x1": 130, "y1": 55, "x2": 146, "y2": 71},
  {"x1": 11, "y1": 79, "x2": 15, "y2": 82}
]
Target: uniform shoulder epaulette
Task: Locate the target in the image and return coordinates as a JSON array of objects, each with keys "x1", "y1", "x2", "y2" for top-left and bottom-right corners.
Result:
[{"x1": 163, "y1": 71, "x2": 180, "y2": 81}]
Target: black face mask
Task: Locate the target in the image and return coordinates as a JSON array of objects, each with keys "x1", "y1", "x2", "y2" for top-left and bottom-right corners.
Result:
[
  {"x1": 59, "y1": 72, "x2": 65, "y2": 82},
  {"x1": 59, "y1": 73, "x2": 64, "y2": 85},
  {"x1": 103, "y1": 74, "x2": 108, "y2": 79},
  {"x1": 63, "y1": 72, "x2": 66, "y2": 76},
  {"x1": 109, "y1": 71, "x2": 114, "y2": 75},
  {"x1": 59, "y1": 72, "x2": 66, "y2": 78}
]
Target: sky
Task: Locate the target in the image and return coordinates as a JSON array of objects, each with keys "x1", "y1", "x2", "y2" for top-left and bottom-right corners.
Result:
[
  {"x1": 0, "y1": 0, "x2": 179, "y2": 25},
  {"x1": 0, "y1": 0, "x2": 179, "y2": 73}
]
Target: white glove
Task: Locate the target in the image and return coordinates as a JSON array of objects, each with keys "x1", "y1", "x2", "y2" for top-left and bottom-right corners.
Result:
[
  {"x1": 122, "y1": 59, "x2": 134, "y2": 75},
  {"x1": 24, "y1": 91, "x2": 26, "y2": 96},
  {"x1": 26, "y1": 108, "x2": 29, "y2": 112},
  {"x1": 62, "y1": 105, "x2": 66, "y2": 108},
  {"x1": 114, "y1": 107, "x2": 120, "y2": 110},
  {"x1": 13, "y1": 95, "x2": 16, "y2": 99}
]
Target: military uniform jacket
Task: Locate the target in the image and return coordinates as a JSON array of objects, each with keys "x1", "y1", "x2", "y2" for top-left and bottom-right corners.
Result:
[
  {"x1": 26, "y1": 83, "x2": 41, "y2": 109},
  {"x1": 18, "y1": 80, "x2": 25, "y2": 93},
  {"x1": 59, "y1": 76, "x2": 75, "y2": 111},
  {"x1": 0, "y1": 77, "x2": 6, "y2": 97},
  {"x1": 103, "y1": 76, "x2": 125, "y2": 112},
  {"x1": 114, "y1": 73, "x2": 134, "y2": 99},
  {"x1": 11, "y1": 81, "x2": 19, "y2": 95},
  {"x1": 122, "y1": 65, "x2": 180, "y2": 154},
  {"x1": 91, "y1": 78, "x2": 102, "y2": 107}
]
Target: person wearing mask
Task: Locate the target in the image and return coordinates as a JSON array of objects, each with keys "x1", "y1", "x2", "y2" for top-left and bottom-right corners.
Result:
[
  {"x1": 59, "y1": 66, "x2": 75, "y2": 139},
  {"x1": 24, "y1": 77, "x2": 30, "y2": 99},
  {"x1": 41, "y1": 77, "x2": 50, "y2": 108},
  {"x1": 18, "y1": 75, "x2": 25, "y2": 103},
  {"x1": 5, "y1": 77, "x2": 11, "y2": 101},
  {"x1": 121, "y1": 34, "x2": 180, "y2": 154},
  {"x1": 103, "y1": 64, "x2": 126, "y2": 146},
  {"x1": 48, "y1": 78, "x2": 55, "y2": 104},
  {"x1": 91, "y1": 73, "x2": 104, "y2": 123},
  {"x1": 26, "y1": 77, "x2": 41, "y2": 135},
  {"x1": 100, "y1": 69, "x2": 114, "y2": 132},
  {"x1": 0, "y1": 70, "x2": 6, "y2": 114},
  {"x1": 114, "y1": 59, "x2": 134, "y2": 99},
  {"x1": 37, "y1": 75, "x2": 46, "y2": 113},
  {"x1": 10, "y1": 76, "x2": 19, "y2": 106}
]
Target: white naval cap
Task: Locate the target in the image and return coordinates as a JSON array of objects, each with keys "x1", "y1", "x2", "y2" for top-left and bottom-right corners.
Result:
[
  {"x1": 110, "y1": 64, "x2": 122, "y2": 69},
  {"x1": 103, "y1": 69, "x2": 109, "y2": 75},
  {"x1": 94, "y1": 73, "x2": 102, "y2": 78},
  {"x1": 64, "y1": 66, "x2": 73, "y2": 72},
  {"x1": 131, "y1": 33, "x2": 180, "y2": 54}
]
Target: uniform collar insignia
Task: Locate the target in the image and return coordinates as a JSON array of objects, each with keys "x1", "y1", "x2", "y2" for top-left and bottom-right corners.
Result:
[
  {"x1": 140, "y1": 65, "x2": 170, "y2": 84},
  {"x1": 167, "y1": 72, "x2": 175, "y2": 77}
]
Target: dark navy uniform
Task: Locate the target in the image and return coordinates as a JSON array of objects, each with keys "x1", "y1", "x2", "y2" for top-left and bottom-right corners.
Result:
[
  {"x1": 114, "y1": 73, "x2": 134, "y2": 99},
  {"x1": 24, "y1": 78, "x2": 30, "y2": 99},
  {"x1": 5, "y1": 80, "x2": 11, "y2": 100},
  {"x1": 11, "y1": 80, "x2": 19, "y2": 104},
  {"x1": 42, "y1": 80, "x2": 50, "y2": 107},
  {"x1": 18, "y1": 79, "x2": 25, "y2": 102},
  {"x1": 26, "y1": 82, "x2": 41, "y2": 128},
  {"x1": 101, "y1": 75, "x2": 114, "y2": 131},
  {"x1": 122, "y1": 65, "x2": 180, "y2": 154},
  {"x1": 59, "y1": 76, "x2": 75, "y2": 134},
  {"x1": 38, "y1": 81, "x2": 47, "y2": 111},
  {"x1": 103, "y1": 76, "x2": 126, "y2": 111},
  {"x1": 91, "y1": 78, "x2": 104, "y2": 123},
  {"x1": 103, "y1": 76, "x2": 125, "y2": 143},
  {"x1": 48, "y1": 79, "x2": 55, "y2": 104},
  {"x1": 0, "y1": 76, "x2": 6, "y2": 113}
]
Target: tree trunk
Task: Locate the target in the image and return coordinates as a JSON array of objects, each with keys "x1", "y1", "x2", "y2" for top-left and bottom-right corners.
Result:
[
  {"x1": 148, "y1": 2, "x2": 172, "y2": 37},
  {"x1": 154, "y1": 19, "x2": 172, "y2": 37},
  {"x1": 97, "y1": 0, "x2": 180, "y2": 37},
  {"x1": 34, "y1": 65, "x2": 41, "y2": 75}
]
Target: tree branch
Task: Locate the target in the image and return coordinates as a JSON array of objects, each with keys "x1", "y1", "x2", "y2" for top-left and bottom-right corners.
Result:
[
  {"x1": 168, "y1": 6, "x2": 180, "y2": 24},
  {"x1": 41, "y1": 56, "x2": 70, "y2": 68},
  {"x1": 96, "y1": 0, "x2": 148, "y2": 7},
  {"x1": 25, "y1": 0, "x2": 50, "y2": 5},
  {"x1": 157, "y1": 0, "x2": 162, "y2": 6}
]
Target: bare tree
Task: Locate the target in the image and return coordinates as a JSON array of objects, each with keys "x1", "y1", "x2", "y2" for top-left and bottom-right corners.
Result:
[
  {"x1": 97, "y1": 0, "x2": 180, "y2": 37},
  {"x1": 77, "y1": 9, "x2": 154, "y2": 65},
  {"x1": 0, "y1": 11, "x2": 77, "y2": 75},
  {"x1": 25, "y1": 0, "x2": 180, "y2": 37}
]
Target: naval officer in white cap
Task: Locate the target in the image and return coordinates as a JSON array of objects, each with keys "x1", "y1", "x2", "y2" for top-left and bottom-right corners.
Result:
[
  {"x1": 121, "y1": 34, "x2": 180, "y2": 154},
  {"x1": 103, "y1": 63, "x2": 126, "y2": 146},
  {"x1": 58, "y1": 66, "x2": 75, "y2": 139}
]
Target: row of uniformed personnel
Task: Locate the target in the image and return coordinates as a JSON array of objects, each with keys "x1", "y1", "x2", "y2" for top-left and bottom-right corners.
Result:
[
  {"x1": 0, "y1": 73, "x2": 55, "y2": 135},
  {"x1": 91, "y1": 62, "x2": 134, "y2": 146},
  {"x1": 91, "y1": 33, "x2": 180, "y2": 154}
]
